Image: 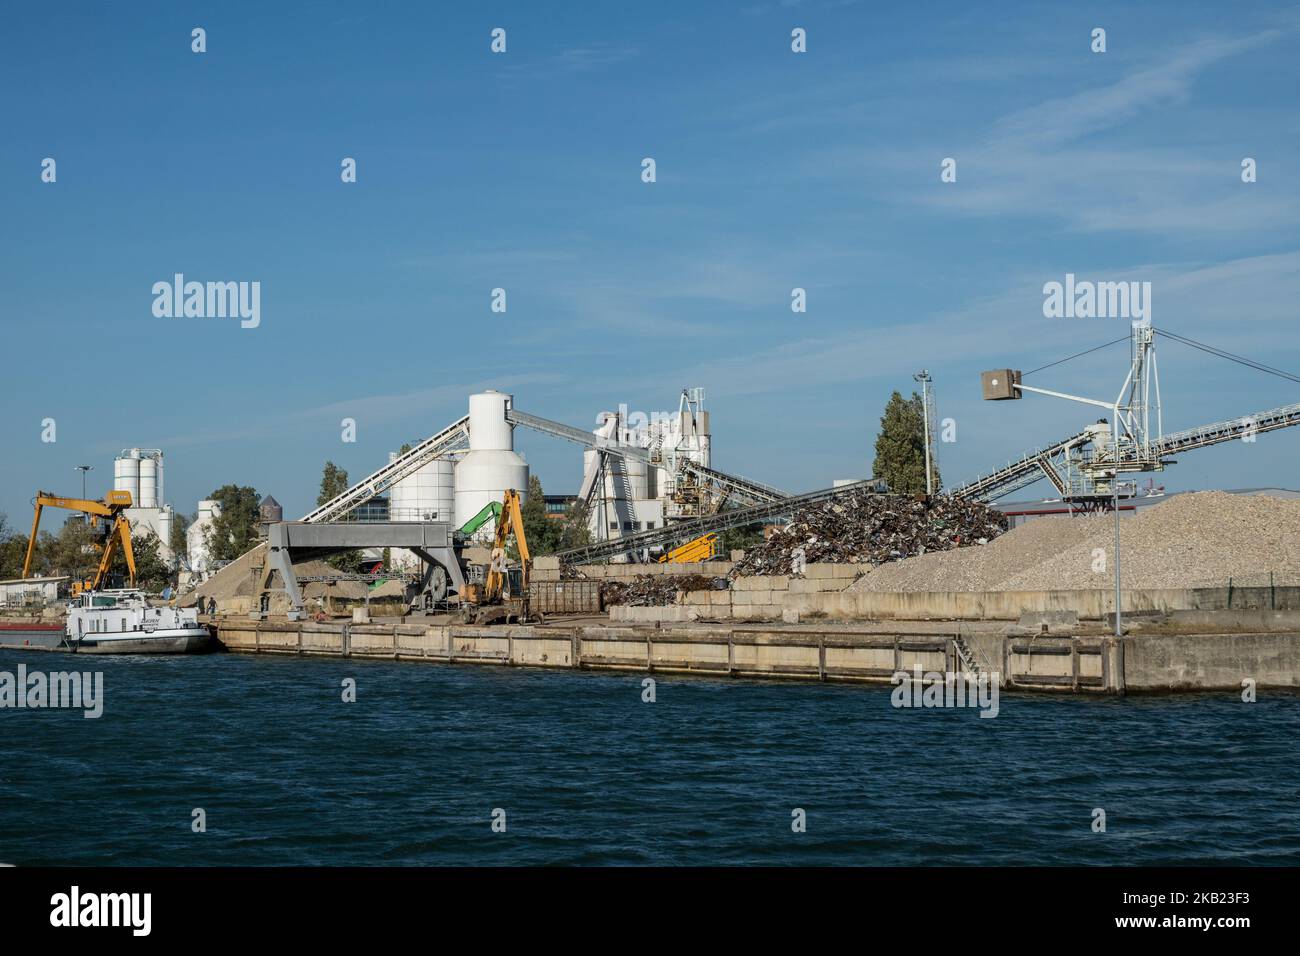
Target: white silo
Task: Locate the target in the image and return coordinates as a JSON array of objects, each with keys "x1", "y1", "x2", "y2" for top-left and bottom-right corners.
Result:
[
  {"x1": 453, "y1": 390, "x2": 529, "y2": 529},
  {"x1": 157, "y1": 505, "x2": 174, "y2": 563},
  {"x1": 114, "y1": 449, "x2": 141, "y2": 505},
  {"x1": 389, "y1": 452, "x2": 456, "y2": 523},
  {"x1": 138, "y1": 456, "x2": 159, "y2": 509},
  {"x1": 187, "y1": 499, "x2": 223, "y2": 573}
]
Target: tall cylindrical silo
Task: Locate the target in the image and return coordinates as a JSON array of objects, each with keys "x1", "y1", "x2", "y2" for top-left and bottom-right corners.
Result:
[
  {"x1": 138, "y1": 457, "x2": 159, "y2": 509},
  {"x1": 114, "y1": 450, "x2": 141, "y2": 506},
  {"x1": 390, "y1": 453, "x2": 456, "y2": 522},
  {"x1": 454, "y1": 390, "x2": 529, "y2": 529}
]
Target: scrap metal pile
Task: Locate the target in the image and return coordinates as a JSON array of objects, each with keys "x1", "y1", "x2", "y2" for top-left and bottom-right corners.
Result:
[
  {"x1": 599, "y1": 574, "x2": 720, "y2": 607},
  {"x1": 730, "y1": 491, "x2": 1008, "y2": 576}
]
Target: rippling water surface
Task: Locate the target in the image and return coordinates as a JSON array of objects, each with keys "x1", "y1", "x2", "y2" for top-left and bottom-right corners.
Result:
[{"x1": 2, "y1": 650, "x2": 1297, "y2": 865}]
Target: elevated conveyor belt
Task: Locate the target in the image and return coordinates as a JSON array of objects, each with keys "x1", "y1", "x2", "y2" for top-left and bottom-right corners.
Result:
[
  {"x1": 505, "y1": 409, "x2": 655, "y2": 463},
  {"x1": 301, "y1": 416, "x2": 470, "y2": 523},
  {"x1": 948, "y1": 430, "x2": 1092, "y2": 502},
  {"x1": 678, "y1": 461, "x2": 789, "y2": 504},
  {"x1": 554, "y1": 478, "x2": 885, "y2": 565},
  {"x1": 1153, "y1": 402, "x2": 1300, "y2": 457}
]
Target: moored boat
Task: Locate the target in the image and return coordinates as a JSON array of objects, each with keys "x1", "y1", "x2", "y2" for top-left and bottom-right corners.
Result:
[
  {"x1": 65, "y1": 589, "x2": 212, "y2": 654},
  {"x1": 0, "y1": 620, "x2": 65, "y2": 649}
]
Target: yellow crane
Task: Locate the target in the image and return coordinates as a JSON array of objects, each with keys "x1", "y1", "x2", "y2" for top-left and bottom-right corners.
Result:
[{"x1": 22, "y1": 489, "x2": 136, "y2": 593}]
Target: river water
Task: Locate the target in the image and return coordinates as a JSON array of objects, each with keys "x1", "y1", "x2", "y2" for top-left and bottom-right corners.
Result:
[{"x1": 1, "y1": 650, "x2": 1296, "y2": 865}]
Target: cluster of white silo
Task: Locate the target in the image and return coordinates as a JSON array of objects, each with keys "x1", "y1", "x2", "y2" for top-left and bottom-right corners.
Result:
[
  {"x1": 383, "y1": 391, "x2": 529, "y2": 560},
  {"x1": 581, "y1": 390, "x2": 712, "y2": 549},
  {"x1": 112, "y1": 448, "x2": 179, "y2": 564},
  {"x1": 114, "y1": 448, "x2": 164, "y2": 508}
]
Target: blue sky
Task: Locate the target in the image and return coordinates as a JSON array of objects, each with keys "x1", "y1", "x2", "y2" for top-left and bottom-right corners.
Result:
[{"x1": 2, "y1": 0, "x2": 1299, "y2": 524}]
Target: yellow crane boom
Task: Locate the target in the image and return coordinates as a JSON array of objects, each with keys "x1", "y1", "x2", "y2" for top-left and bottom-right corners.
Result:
[{"x1": 22, "y1": 489, "x2": 136, "y2": 591}]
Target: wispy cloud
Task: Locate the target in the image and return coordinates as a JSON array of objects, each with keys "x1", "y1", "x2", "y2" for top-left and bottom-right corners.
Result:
[
  {"x1": 498, "y1": 43, "x2": 638, "y2": 83},
  {"x1": 799, "y1": 26, "x2": 1298, "y2": 236}
]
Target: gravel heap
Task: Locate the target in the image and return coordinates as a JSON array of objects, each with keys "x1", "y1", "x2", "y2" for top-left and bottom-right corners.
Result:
[
  {"x1": 852, "y1": 491, "x2": 1300, "y2": 592},
  {"x1": 730, "y1": 491, "x2": 1008, "y2": 577}
]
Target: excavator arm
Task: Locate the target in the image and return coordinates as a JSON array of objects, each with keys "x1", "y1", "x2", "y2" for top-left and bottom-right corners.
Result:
[{"x1": 484, "y1": 489, "x2": 530, "y2": 602}]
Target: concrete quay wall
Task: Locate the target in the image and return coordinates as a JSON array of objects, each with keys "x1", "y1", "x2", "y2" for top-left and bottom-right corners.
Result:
[{"x1": 212, "y1": 619, "x2": 1300, "y2": 693}]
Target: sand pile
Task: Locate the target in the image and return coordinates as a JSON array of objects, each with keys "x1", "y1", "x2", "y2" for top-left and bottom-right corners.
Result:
[{"x1": 851, "y1": 491, "x2": 1300, "y2": 592}]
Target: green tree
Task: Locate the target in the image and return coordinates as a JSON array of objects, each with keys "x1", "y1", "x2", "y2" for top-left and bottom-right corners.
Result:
[
  {"x1": 520, "y1": 475, "x2": 558, "y2": 555},
  {"x1": 45, "y1": 517, "x2": 100, "y2": 582},
  {"x1": 111, "y1": 530, "x2": 172, "y2": 592},
  {"x1": 168, "y1": 511, "x2": 191, "y2": 559},
  {"x1": 317, "y1": 461, "x2": 350, "y2": 507},
  {"x1": 553, "y1": 501, "x2": 593, "y2": 553},
  {"x1": 206, "y1": 485, "x2": 261, "y2": 561},
  {"x1": 0, "y1": 512, "x2": 34, "y2": 579},
  {"x1": 871, "y1": 390, "x2": 940, "y2": 495},
  {"x1": 720, "y1": 522, "x2": 765, "y2": 555},
  {"x1": 317, "y1": 462, "x2": 363, "y2": 572}
]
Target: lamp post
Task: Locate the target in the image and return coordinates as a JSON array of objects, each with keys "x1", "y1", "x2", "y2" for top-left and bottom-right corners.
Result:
[
  {"x1": 913, "y1": 370, "x2": 935, "y2": 496},
  {"x1": 980, "y1": 370, "x2": 1128, "y2": 637},
  {"x1": 75, "y1": 465, "x2": 94, "y2": 522}
]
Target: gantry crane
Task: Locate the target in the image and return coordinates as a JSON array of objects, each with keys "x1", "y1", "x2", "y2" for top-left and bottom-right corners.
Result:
[{"x1": 22, "y1": 489, "x2": 137, "y2": 592}]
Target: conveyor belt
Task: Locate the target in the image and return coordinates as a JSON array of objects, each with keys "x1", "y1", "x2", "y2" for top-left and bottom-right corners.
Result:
[
  {"x1": 554, "y1": 478, "x2": 885, "y2": 564},
  {"x1": 301, "y1": 416, "x2": 470, "y2": 523}
]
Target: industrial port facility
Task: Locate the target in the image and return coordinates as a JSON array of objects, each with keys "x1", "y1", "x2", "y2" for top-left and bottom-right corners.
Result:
[
  {"x1": 6, "y1": 321, "x2": 1299, "y2": 693},
  {"x1": 7, "y1": 3, "x2": 1300, "y2": 922}
]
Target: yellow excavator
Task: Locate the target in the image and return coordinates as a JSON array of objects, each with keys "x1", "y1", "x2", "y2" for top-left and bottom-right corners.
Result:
[
  {"x1": 459, "y1": 488, "x2": 531, "y2": 624},
  {"x1": 22, "y1": 489, "x2": 136, "y2": 594}
]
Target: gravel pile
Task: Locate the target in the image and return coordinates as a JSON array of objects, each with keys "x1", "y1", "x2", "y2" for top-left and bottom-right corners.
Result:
[
  {"x1": 852, "y1": 491, "x2": 1300, "y2": 592},
  {"x1": 730, "y1": 492, "x2": 1007, "y2": 576}
]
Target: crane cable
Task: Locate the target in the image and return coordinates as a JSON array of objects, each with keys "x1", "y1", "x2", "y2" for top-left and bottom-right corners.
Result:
[
  {"x1": 1022, "y1": 335, "x2": 1130, "y2": 377},
  {"x1": 1153, "y1": 327, "x2": 1300, "y2": 386}
]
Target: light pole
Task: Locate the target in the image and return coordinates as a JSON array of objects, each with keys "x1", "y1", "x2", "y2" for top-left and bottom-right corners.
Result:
[
  {"x1": 1113, "y1": 466, "x2": 1122, "y2": 638},
  {"x1": 980, "y1": 370, "x2": 1130, "y2": 637},
  {"x1": 75, "y1": 465, "x2": 94, "y2": 522},
  {"x1": 913, "y1": 370, "x2": 935, "y2": 496}
]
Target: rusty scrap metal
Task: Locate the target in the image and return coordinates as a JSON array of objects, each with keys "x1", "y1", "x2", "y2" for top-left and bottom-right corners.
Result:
[
  {"x1": 600, "y1": 574, "x2": 722, "y2": 607},
  {"x1": 730, "y1": 492, "x2": 1007, "y2": 577}
]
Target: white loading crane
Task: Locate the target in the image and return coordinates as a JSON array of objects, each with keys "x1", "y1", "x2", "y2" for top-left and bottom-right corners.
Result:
[{"x1": 966, "y1": 323, "x2": 1300, "y2": 505}]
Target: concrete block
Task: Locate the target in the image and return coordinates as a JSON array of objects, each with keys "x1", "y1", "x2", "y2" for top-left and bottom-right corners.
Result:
[
  {"x1": 806, "y1": 564, "x2": 837, "y2": 580},
  {"x1": 782, "y1": 608, "x2": 801, "y2": 624},
  {"x1": 832, "y1": 564, "x2": 861, "y2": 579},
  {"x1": 768, "y1": 575, "x2": 790, "y2": 591},
  {"x1": 710, "y1": 590, "x2": 732, "y2": 607},
  {"x1": 791, "y1": 578, "x2": 840, "y2": 594},
  {"x1": 733, "y1": 591, "x2": 753, "y2": 605},
  {"x1": 730, "y1": 550, "x2": 746, "y2": 561},
  {"x1": 534, "y1": 556, "x2": 561, "y2": 570}
]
